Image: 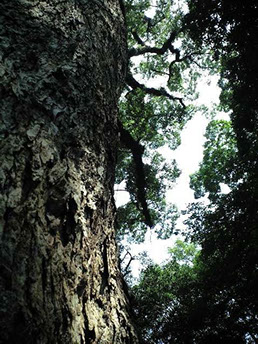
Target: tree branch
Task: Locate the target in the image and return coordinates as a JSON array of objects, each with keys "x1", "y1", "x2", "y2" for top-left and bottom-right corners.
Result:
[
  {"x1": 118, "y1": 120, "x2": 153, "y2": 227},
  {"x1": 131, "y1": 30, "x2": 145, "y2": 46},
  {"x1": 129, "y1": 30, "x2": 178, "y2": 57},
  {"x1": 126, "y1": 73, "x2": 186, "y2": 108},
  {"x1": 168, "y1": 51, "x2": 201, "y2": 84},
  {"x1": 121, "y1": 251, "x2": 135, "y2": 277}
]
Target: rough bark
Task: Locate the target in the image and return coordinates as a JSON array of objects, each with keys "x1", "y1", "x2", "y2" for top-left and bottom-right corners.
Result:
[{"x1": 0, "y1": 1, "x2": 138, "y2": 343}]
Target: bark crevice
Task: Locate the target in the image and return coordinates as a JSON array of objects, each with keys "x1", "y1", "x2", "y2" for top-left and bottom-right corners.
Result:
[{"x1": 0, "y1": 0, "x2": 138, "y2": 342}]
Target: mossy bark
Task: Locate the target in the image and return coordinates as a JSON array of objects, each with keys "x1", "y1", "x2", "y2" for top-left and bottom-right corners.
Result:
[{"x1": 0, "y1": 1, "x2": 137, "y2": 343}]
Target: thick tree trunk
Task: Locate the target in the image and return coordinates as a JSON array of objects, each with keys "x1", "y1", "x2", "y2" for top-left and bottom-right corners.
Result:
[{"x1": 0, "y1": 1, "x2": 138, "y2": 343}]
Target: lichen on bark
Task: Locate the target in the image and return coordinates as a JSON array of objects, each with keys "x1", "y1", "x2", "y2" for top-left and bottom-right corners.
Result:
[{"x1": 0, "y1": 0, "x2": 138, "y2": 343}]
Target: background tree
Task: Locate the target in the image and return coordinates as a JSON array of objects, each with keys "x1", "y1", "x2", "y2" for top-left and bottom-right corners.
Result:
[
  {"x1": 131, "y1": 0, "x2": 258, "y2": 343},
  {"x1": 185, "y1": 0, "x2": 258, "y2": 341},
  {"x1": 132, "y1": 240, "x2": 201, "y2": 344}
]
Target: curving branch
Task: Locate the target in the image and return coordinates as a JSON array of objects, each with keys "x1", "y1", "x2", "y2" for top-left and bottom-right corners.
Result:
[
  {"x1": 126, "y1": 73, "x2": 186, "y2": 108},
  {"x1": 168, "y1": 51, "x2": 202, "y2": 84},
  {"x1": 131, "y1": 30, "x2": 145, "y2": 46},
  {"x1": 118, "y1": 120, "x2": 153, "y2": 228},
  {"x1": 129, "y1": 30, "x2": 178, "y2": 57}
]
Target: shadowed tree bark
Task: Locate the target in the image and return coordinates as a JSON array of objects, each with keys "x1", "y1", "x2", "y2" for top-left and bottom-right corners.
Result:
[{"x1": 0, "y1": 0, "x2": 138, "y2": 343}]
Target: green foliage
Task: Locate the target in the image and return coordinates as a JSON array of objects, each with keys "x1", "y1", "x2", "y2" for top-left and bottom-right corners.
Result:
[
  {"x1": 116, "y1": 150, "x2": 180, "y2": 243},
  {"x1": 182, "y1": 0, "x2": 258, "y2": 341},
  {"x1": 132, "y1": 240, "x2": 201, "y2": 343},
  {"x1": 134, "y1": 191, "x2": 258, "y2": 343},
  {"x1": 190, "y1": 119, "x2": 240, "y2": 201},
  {"x1": 125, "y1": 0, "x2": 186, "y2": 51},
  {"x1": 185, "y1": 0, "x2": 258, "y2": 167},
  {"x1": 128, "y1": 1, "x2": 258, "y2": 343},
  {"x1": 125, "y1": 0, "x2": 152, "y2": 47},
  {"x1": 119, "y1": 89, "x2": 187, "y2": 150},
  {"x1": 168, "y1": 238, "x2": 198, "y2": 264},
  {"x1": 184, "y1": 183, "x2": 258, "y2": 343},
  {"x1": 117, "y1": 0, "x2": 209, "y2": 243}
]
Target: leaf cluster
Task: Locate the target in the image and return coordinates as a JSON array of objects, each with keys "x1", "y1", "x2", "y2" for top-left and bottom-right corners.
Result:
[{"x1": 190, "y1": 119, "x2": 240, "y2": 202}]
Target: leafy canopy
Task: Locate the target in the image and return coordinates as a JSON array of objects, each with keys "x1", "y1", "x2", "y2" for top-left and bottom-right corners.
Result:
[
  {"x1": 117, "y1": 0, "x2": 209, "y2": 243},
  {"x1": 190, "y1": 119, "x2": 239, "y2": 202},
  {"x1": 125, "y1": 0, "x2": 258, "y2": 343}
]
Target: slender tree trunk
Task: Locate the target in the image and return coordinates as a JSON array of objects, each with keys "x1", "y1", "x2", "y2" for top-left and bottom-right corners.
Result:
[{"x1": 0, "y1": 1, "x2": 137, "y2": 343}]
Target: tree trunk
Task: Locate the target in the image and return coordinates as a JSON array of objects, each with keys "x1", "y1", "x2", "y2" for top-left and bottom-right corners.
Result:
[{"x1": 0, "y1": 1, "x2": 138, "y2": 343}]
